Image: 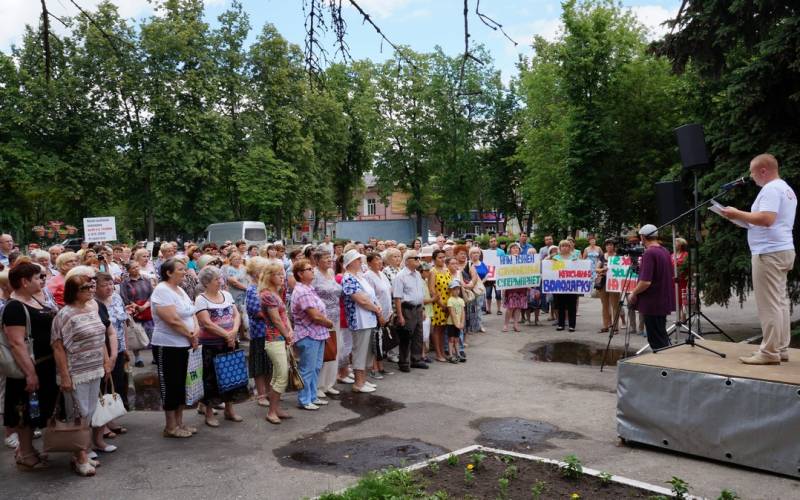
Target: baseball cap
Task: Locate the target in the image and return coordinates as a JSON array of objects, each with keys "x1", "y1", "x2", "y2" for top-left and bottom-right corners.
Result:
[{"x1": 638, "y1": 224, "x2": 658, "y2": 237}]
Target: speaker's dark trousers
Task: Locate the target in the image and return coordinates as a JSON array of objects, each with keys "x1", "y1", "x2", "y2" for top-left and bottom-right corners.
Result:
[
  {"x1": 399, "y1": 303, "x2": 424, "y2": 368},
  {"x1": 644, "y1": 315, "x2": 670, "y2": 349}
]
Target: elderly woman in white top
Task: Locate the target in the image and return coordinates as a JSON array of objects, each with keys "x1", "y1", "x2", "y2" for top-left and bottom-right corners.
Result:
[
  {"x1": 364, "y1": 252, "x2": 393, "y2": 379},
  {"x1": 340, "y1": 250, "x2": 381, "y2": 393},
  {"x1": 150, "y1": 259, "x2": 199, "y2": 439}
]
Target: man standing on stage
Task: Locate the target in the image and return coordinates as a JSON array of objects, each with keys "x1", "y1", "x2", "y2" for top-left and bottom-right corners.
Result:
[
  {"x1": 628, "y1": 224, "x2": 676, "y2": 349},
  {"x1": 722, "y1": 154, "x2": 797, "y2": 365}
]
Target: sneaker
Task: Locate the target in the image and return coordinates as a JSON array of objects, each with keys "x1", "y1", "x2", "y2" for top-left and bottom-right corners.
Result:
[
  {"x1": 312, "y1": 399, "x2": 329, "y2": 405},
  {"x1": 88, "y1": 451, "x2": 99, "y2": 460},
  {"x1": 4, "y1": 433, "x2": 19, "y2": 449},
  {"x1": 352, "y1": 385, "x2": 376, "y2": 393},
  {"x1": 497, "y1": 310, "x2": 503, "y2": 315},
  {"x1": 568, "y1": 327, "x2": 575, "y2": 332},
  {"x1": 338, "y1": 376, "x2": 355, "y2": 384},
  {"x1": 369, "y1": 370, "x2": 384, "y2": 380},
  {"x1": 365, "y1": 381, "x2": 377, "y2": 388},
  {"x1": 325, "y1": 387, "x2": 341, "y2": 395},
  {"x1": 379, "y1": 369, "x2": 394, "y2": 376},
  {"x1": 300, "y1": 403, "x2": 320, "y2": 410},
  {"x1": 556, "y1": 326, "x2": 564, "y2": 331},
  {"x1": 387, "y1": 354, "x2": 400, "y2": 363},
  {"x1": 739, "y1": 352, "x2": 780, "y2": 365},
  {"x1": 316, "y1": 390, "x2": 328, "y2": 399}
]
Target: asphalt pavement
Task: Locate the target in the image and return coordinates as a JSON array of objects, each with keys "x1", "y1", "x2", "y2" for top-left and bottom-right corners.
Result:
[{"x1": 1, "y1": 294, "x2": 798, "y2": 499}]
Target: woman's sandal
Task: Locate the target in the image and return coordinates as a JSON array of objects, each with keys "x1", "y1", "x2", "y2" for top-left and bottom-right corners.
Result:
[
  {"x1": 265, "y1": 415, "x2": 281, "y2": 425},
  {"x1": 257, "y1": 397, "x2": 270, "y2": 407},
  {"x1": 16, "y1": 452, "x2": 49, "y2": 471},
  {"x1": 162, "y1": 427, "x2": 192, "y2": 438},
  {"x1": 103, "y1": 431, "x2": 117, "y2": 439},
  {"x1": 224, "y1": 414, "x2": 244, "y2": 423},
  {"x1": 71, "y1": 459, "x2": 96, "y2": 477},
  {"x1": 107, "y1": 426, "x2": 128, "y2": 435}
]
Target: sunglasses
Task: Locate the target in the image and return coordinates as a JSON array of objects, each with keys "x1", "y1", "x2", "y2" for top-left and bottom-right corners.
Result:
[{"x1": 79, "y1": 283, "x2": 96, "y2": 291}]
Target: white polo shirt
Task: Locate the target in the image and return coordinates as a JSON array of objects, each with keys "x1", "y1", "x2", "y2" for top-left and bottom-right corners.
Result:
[{"x1": 747, "y1": 178, "x2": 797, "y2": 255}]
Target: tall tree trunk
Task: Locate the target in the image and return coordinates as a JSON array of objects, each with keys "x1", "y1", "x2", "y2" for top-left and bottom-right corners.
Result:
[{"x1": 525, "y1": 210, "x2": 533, "y2": 235}]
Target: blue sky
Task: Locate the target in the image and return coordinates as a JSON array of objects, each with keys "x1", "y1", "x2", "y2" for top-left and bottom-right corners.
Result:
[{"x1": 2, "y1": 0, "x2": 681, "y2": 80}]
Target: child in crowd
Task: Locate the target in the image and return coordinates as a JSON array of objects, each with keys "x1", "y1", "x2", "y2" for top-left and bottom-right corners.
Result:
[{"x1": 446, "y1": 279, "x2": 466, "y2": 364}]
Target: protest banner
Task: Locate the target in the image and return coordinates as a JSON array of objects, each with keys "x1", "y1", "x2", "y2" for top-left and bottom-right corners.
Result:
[
  {"x1": 482, "y1": 249, "x2": 501, "y2": 281},
  {"x1": 495, "y1": 254, "x2": 540, "y2": 290},
  {"x1": 541, "y1": 259, "x2": 593, "y2": 294},
  {"x1": 605, "y1": 255, "x2": 639, "y2": 293},
  {"x1": 83, "y1": 216, "x2": 117, "y2": 243}
]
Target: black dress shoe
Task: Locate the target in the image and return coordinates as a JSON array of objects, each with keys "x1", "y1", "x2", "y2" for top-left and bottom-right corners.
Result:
[
  {"x1": 410, "y1": 362, "x2": 429, "y2": 369},
  {"x1": 399, "y1": 366, "x2": 411, "y2": 373}
]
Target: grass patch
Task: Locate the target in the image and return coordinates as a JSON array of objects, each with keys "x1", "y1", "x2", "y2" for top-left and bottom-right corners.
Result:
[{"x1": 318, "y1": 467, "x2": 424, "y2": 499}]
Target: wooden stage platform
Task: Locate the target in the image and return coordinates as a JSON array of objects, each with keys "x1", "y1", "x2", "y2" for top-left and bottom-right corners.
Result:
[
  {"x1": 616, "y1": 340, "x2": 800, "y2": 478},
  {"x1": 626, "y1": 340, "x2": 800, "y2": 385}
]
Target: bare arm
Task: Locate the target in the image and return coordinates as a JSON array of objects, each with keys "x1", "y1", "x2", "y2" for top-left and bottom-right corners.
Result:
[
  {"x1": 304, "y1": 307, "x2": 334, "y2": 328},
  {"x1": 720, "y1": 207, "x2": 777, "y2": 227},
  {"x1": 106, "y1": 323, "x2": 119, "y2": 363},
  {"x1": 52, "y1": 339, "x2": 72, "y2": 391},
  {"x1": 155, "y1": 304, "x2": 194, "y2": 339},
  {"x1": 266, "y1": 306, "x2": 293, "y2": 343},
  {"x1": 196, "y1": 309, "x2": 230, "y2": 338}
]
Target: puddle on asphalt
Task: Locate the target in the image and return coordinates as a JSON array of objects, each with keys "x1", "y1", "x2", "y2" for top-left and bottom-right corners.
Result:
[
  {"x1": 275, "y1": 393, "x2": 431, "y2": 474},
  {"x1": 530, "y1": 341, "x2": 627, "y2": 366},
  {"x1": 472, "y1": 417, "x2": 582, "y2": 452},
  {"x1": 280, "y1": 436, "x2": 446, "y2": 474}
]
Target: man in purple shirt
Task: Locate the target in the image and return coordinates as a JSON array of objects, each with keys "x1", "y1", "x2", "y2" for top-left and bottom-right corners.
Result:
[{"x1": 628, "y1": 224, "x2": 676, "y2": 349}]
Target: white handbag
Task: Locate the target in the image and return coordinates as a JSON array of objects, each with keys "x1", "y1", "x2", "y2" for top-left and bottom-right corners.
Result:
[
  {"x1": 91, "y1": 378, "x2": 127, "y2": 428},
  {"x1": 125, "y1": 315, "x2": 150, "y2": 352}
]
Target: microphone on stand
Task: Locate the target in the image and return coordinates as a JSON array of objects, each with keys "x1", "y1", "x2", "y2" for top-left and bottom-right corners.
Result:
[{"x1": 720, "y1": 177, "x2": 748, "y2": 191}]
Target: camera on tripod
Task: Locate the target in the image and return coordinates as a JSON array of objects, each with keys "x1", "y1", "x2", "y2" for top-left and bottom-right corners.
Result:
[{"x1": 616, "y1": 239, "x2": 645, "y2": 273}]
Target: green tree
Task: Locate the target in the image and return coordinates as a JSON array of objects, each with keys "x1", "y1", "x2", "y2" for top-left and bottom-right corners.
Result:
[{"x1": 658, "y1": 1, "x2": 800, "y2": 305}]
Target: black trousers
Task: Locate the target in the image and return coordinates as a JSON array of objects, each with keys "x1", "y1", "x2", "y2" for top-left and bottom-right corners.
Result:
[
  {"x1": 398, "y1": 304, "x2": 424, "y2": 367},
  {"x1": 554, "y1": 294, "x2": 578, "y2": 328},
  {"x1": 644, "y1": 315, "x2": 670, "y2": 349},
  {"x1": 155, "y1": 345, "x2": 190, "y2": 411}
]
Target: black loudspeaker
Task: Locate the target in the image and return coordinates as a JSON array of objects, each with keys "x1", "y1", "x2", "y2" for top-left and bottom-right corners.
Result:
[
  {"x1": 675, "y1": 123, "x2": 709, "y2": 170},
  {"x1": 655, "y1": 180, "x2": 685, "y2": 226}
]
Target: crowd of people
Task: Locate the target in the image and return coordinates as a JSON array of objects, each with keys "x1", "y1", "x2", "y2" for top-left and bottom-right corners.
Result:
[{"x1": 0, "y1": 230, "x2": 686, "y2": 477}]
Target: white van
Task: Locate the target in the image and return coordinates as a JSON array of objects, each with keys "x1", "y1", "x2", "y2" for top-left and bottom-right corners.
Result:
[{"x1": 203, "y1": 221, "x2": 268, "y2": 247}]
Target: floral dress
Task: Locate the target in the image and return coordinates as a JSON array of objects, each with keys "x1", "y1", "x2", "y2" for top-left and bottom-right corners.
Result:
[{"x1": 431, "y1": 268, "x2": 452, "y2": 327}]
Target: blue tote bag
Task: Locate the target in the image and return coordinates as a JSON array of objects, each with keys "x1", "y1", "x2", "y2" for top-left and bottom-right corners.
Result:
[{"x1": 213, "y1": 349, "x2": 249, "y2": 393}]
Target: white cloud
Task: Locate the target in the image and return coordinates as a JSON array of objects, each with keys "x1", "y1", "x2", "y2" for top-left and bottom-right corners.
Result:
[
  {"x1": 344, "y1": 0, "x2": 412, "y2": 20},
  {"x1": 1, "y1": 0, "x2": 154, "y2": 52},
  {"x1": 630, "y1": 4, "x2": 676, "y2": 40}
]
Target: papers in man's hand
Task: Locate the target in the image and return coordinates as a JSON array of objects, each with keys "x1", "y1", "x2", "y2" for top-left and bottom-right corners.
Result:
[{"x1": 709, "y1": 200, "x2": 749, "y2": 228}]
